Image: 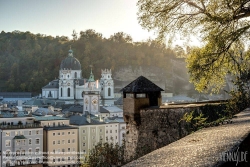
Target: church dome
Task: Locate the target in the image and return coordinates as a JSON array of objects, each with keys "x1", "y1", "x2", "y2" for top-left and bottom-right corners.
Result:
[{"x1": 60, "y1": 49, "x2": 81, "y2": 70}]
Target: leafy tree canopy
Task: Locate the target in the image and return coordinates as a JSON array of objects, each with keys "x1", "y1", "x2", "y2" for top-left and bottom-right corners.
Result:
[
  {"x1": 138, "y1": 0, "x2": 250, "y2": 92},
  {"x1": 0, "y1": 30, "x2": 181, "y2": 93}
]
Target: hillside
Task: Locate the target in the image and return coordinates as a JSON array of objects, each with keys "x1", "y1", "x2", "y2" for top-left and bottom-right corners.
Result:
[{"x1": 0, "y1": 30, "x2": 193, "y2": 95}]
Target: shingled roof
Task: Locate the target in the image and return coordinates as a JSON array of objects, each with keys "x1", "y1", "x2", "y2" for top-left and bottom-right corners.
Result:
[{"x1": 121, "y1": 76, "x2": 164, "y2": 93}]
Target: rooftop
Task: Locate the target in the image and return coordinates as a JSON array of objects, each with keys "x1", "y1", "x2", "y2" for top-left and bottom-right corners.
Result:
[
  {"x1": 34, "y1": 115, "x2": 67, "y2": 121},
  {"x1": 121, "y1": 76, "x2": 164, "y2": 93},
  {"x1": 43, "y1": 125, "x2": 78, "y2": 131}
]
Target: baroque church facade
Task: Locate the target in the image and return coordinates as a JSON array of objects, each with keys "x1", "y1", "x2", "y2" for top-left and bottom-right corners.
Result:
[{"x1": 42, "y1": 49, "x2": 114, "y2": 107}]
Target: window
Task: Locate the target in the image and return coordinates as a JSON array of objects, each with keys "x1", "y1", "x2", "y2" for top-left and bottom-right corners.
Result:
[
  {"x1": 21, "y1": 150, "x2": 25, "y2": 156},
  {"x1": 116, "y1": 136, "x2": 117, "y2": 139},
  {"x1": 5, "y1": 140, "x2": 10, "y2": 147},
  {"x1": 92, "y1": 136, "x2": 95, "y2": 139},
  {"x1": 58, "y1": 140, "x2": 60, "y2": 144},
  {"x1": 53, "y1": 132, "x2": 55, "y2": 136},
  {"x1": 72, "y1": 131, "x2": 75, "y2": 135},
  {"x1": 68, "y1": 140, "x2": 70, "y2": 143},
  {"x1": 72, "y1": 139, "x2": 75, "y2": 143},
  {"x1": 83, "y1": 136, "x2": 86, "y2": 140},
  {"x1": 36, "y1": 130, "x2": 39, "y2": 134},
  {"x1": 16, "y1": 140, "x2": 20, "y2": 146},
  {"x1": 36, "y1": 139, "x2": 39, "y2": 144},
  {"x1": 115, "y1": 130, "x2": 117, "y2": 133},
  {"x1": 29, "y1": 149, "x2": 32, "y2": 155},
  {"x1": 6, "y1": 150, "x2": 10, "y2": 157},
  {"x1": 68, "y1": 148, "x2": 70, "y2": 152},
  {"x1": 29, "y1": 131, "x2": 32, "y2": 135},
  {"x1": 62, "y1": 140, "x2": 65, "y2": 144},
  {"x1": 53, "y1": 158, "x2": 55, "y2": 163},
  {"x1": 61, "y1": 88, "x2": 63, "y2": 97},
  {"x1": 58, "y1": 132, "x2": 60, "y2": 135},
  {"x1": 29, "y1": 139, "x2": 32, "y2": 145},
  {"x1": 110, "y1": 130, "x2": 112, "y2": 133},
  {"x1": 100, "y1": 135, "x2": 103, "y2": 139},
  {"x1": 62, "y1": 132, "x2": 64, "y2": 135},
  {"x1": 58, "y1": 149, "x2": 60, "y2": 153},
  {"x1": 68, "y1": 157, "x2": 70, "y2": 160},
  {"x1": 6, "y1": 132, "x2": 10, "y2": 136},
  {"x1": 68, "y1": 132, "x2": 70, "y2": 135},
  {"x1": 16, "y1": 150, "x2": 20, "y2": 156},
  {"x1": 62, "y1": 148, "x2": 65, "y2": 153},
  {"x1": 106, "y1": 130, "x2": 108, "y2": 133},
  {"x1": 53, "y1": 149, "x2": 55, "y2": 153},
  {"x1": 122, "y1": 133, "x2": 125, "y2": 138},
  {"x1": 100, "y1": 129, "x2": 102, "y2": 132},
  {"x1": 53, "y1": 141, "x2": 56, "y2": 145},
  {"x1": 92, "y1": 129, "x2": 95, "y2": 133},
  {"x1": 82, "y1": 130, "x2": 85, "y2": 133},
  {"x1": 62, "y1": 157, "x2": 65, "y2": 161},
  {"x1": 122, "y1": 126, "x2": 125, "y2": 129},
  {"x1": 36, "y1": 148, "x2": 39, "y2": 154},
  {"x1": 75, "y1": 72, "x2": 77, "y2": 78},
  {"x1": 68, "y1": 88, "x2": 70, "y2": 97},
  {"x1": 83, "y1": 143, "x2": 85, "y2": 146},
  {"x1": 108, "y1": 88, "x2": 111, "y2": 96}
]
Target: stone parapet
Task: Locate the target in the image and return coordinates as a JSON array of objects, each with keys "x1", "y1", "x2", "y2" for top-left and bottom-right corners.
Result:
[{"x1": 123, "y1": 108, "x2": 250, "y2": 166}]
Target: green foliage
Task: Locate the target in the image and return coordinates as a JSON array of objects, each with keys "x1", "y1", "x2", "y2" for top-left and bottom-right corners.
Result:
[
  {"x1": 0, "y1": 30, "x2": 181, "y2": 93},
  {"x1": 84, "y1": 139, "x2": 125, "y2": 167},
  {"x1": 181, "y1": 104, "x2": 229, "y2": 131},
  {"x1": 137, "y1": 0, "x2": 250, "y2": 93}
]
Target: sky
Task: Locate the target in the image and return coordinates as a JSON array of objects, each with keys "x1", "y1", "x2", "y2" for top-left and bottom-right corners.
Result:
[{"x1": 0, "y1": 0, "x2": 200, "y2": 45}]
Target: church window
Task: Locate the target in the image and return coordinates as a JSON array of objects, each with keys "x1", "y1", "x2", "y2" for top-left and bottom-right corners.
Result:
[
  {"x1": 68, "y1": 88, "x2": 70, "y2": 97},
  {"x1": 61, "y1": 88, "x2": 63, "y2": 97},
  {"x1": 108, "y1": 88, "x2": 111, "y2": 96},
  {"x1": 75, "y1": 72, "x2": 77, "y2": 78}
]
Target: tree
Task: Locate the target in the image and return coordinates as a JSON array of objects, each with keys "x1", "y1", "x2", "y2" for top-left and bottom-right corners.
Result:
[
  {"x1": 84, "y1": 140, "x2": 125, "y2": 167},
  {"x1": 137, "y1": 0, "x2": 250, "y2": 92}
]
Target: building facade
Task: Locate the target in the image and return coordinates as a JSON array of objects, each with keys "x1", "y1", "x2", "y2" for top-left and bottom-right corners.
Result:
[
  {"x1": 0, "y1": 117, "x2": 43, "y2": 167},
  {"x1": 42, "y1": 49, "x2": 115, "y2": 105}
]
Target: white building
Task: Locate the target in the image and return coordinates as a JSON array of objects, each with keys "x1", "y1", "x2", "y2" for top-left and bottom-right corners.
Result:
[
  {"x1": 42, "y1": 49, "x2": 115, "y2": 105},
  {"x1": 0, "y1": 117, "x2": 43, "y2": 167}
]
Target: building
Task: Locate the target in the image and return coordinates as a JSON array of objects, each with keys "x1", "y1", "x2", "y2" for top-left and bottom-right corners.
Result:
[
  {"x1": 42, "y1": 49, "x2": 115, "y2": 106},
  {"x1": 37, "y1": 116, "x2": 78, "y2": 167},
  {"x1": 69, "y1": 114, "x2": 126, "y2": 161},
  {"x1": 0, "y1": 116, "x2": 43, "y2": 167}
]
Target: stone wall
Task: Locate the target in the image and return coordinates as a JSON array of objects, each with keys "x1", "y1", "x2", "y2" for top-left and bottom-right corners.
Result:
[{"x1": 124, "y1": 106, "x2": 196, "y2": 161}]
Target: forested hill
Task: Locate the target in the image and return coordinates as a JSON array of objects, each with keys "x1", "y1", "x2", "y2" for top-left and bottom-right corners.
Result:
[{"x1": 0, "y1": 30, "x2": 186, "y2": 94}]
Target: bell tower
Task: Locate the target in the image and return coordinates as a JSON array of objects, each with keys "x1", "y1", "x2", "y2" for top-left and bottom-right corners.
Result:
[
  {"x1": 100, "y1": 69, "x2": 114, "y2": 106},
  {"x1": 82, "y1": 67, "x2": 101, "y2": 115}
]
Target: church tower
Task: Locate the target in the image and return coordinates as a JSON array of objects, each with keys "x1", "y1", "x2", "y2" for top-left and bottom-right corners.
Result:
[
  {"x1": 100, "y1": 69, "x2": 114, "y2": 106},
  {"x1": 82, "y1": 68, "x2": 101, "y2": 115},
  {"x1": 58, "y1": 49, "x2": 82, "y2": 100}
]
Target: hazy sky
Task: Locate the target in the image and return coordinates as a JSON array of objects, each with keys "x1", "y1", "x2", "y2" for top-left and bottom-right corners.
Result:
[
  {"x1": 0, "y1": 0, "x2": 158, "y2": 41},
  {"x1": 0, "y1": 0, "x2": 201, "y2": 46}
]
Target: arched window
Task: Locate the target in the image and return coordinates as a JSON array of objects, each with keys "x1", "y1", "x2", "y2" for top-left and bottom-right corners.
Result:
[
  {"x1": 108, "y1": 88, "x2": 111, "y2": 96},
  {"x1": 68, "y1": 88, "x2": 70, "y2": 97},
  {"x1": 75, "y1": 72, "x2": 77, "y2": 78},
  {"x1": 61, "y1": 88, "x2": 63, "y2": 97}
]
